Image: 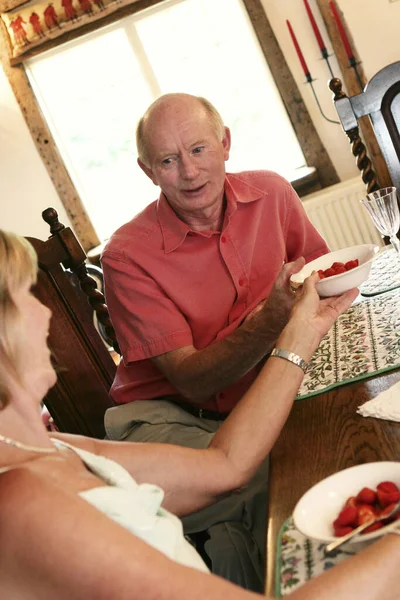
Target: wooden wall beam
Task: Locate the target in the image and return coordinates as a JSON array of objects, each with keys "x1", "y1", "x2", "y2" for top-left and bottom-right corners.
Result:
[
  {"x1": 0, "y1": 0, "x2": 163, "y2": 249},
  {"x1": 0, "y1": 29, "x2": 101, "y2": 249},
  {"x1": 0, "y1": 21, "x2": 100, "y2": 250}
]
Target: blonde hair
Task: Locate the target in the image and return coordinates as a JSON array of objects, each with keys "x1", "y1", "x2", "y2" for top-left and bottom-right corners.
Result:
[
  {"x1": 136, "y1": 94, "x2": 225, "y2": 167},
  {"x1": 0, "y1": 231, "x2": 38, "y2": 406}
]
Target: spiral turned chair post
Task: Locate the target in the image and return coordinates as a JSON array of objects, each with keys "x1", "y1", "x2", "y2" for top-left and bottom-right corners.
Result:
[
  {"x1": 73, "y1": 263, "x2": 121, "y2": 355},
  {"x1": 42, "y1": 208, "x2": 121, "y2": 356},
  {"x1": 329, "y1": 78, "x2": 380, "y2": 194}
]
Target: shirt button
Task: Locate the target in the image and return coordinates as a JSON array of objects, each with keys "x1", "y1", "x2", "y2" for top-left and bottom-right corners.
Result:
[
  {"x1": 221, "y1": 236, "x2": 227, "y2": 243},
  {"x1": 238, "y1": 279, "x2": 245, "y2": 287}
]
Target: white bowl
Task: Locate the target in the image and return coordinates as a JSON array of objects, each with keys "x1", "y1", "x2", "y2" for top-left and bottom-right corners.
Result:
[
  {"x1": 290, "y1": 244, "x2": 379, "y2": 297},
  {"x1": 293, "y1": 462, "x2": 400, "y2": 544}
]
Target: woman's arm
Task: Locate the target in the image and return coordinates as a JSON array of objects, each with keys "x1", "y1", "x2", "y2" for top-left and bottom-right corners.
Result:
[
  {"x1": 0, "y1": 468, "x2": 257, "y2": 600},
  {"x1": 290, "y1": 533, "x2": 400, "y2": 600},
  {"x1": 2, "y1": 467, "x2": 400, "y2": 600},
  {"x1": 206, "y1": 275, "x2": 359, "y2": 484},
  {"x1": 53, "y1": 276, "x2": 357, "y2": 517}
]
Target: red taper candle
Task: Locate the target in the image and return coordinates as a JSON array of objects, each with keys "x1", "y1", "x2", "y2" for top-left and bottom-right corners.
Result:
[
  {"x1": 329, "y1": 1, "x2": 354, "y2": 60},
  {"x1": 304, "y1": 0, "x2": 325, "y2": 51},
  {"x1": 286, "y1": 19, "x2": 310, "y2": 76}
]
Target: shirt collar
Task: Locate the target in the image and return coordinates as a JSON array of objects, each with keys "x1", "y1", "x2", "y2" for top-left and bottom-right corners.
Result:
[
  {"x1": 224, "y1": 171, "x2": 267, "y2": 205},
  {"x1": 158, "y1": 173, "x2": 264, "y2": 253},
  {"x1": 157, "y1": 193, "x2": 191, "y2": 254}
]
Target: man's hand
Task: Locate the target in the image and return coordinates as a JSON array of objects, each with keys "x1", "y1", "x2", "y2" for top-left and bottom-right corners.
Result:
[{"x1": 243, "y1": 257, "x2": 306, "y2": 342}]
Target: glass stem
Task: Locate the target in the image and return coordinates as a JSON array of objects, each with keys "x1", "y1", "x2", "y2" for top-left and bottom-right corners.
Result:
[{"x1": 389, "y1": 235, "x2": 400, "y2": 254}]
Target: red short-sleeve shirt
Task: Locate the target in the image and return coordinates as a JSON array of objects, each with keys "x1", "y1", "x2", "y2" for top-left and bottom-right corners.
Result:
[{"x1": 101, "y1": 171, "x2": 329, "y2": 412}]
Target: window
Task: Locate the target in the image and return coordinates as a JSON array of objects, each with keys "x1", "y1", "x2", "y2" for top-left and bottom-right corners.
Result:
[{"x1": 26, "y1": 0, "x2": 305, "y2": 241}]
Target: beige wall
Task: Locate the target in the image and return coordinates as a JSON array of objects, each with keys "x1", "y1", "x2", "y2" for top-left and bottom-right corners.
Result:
[
  {"x1": 1, "y1": 0, "x2": 399, "y2": 237},
  {"x1": 337, "y1": 0, "x2": 400, "y2": 79},
  {"x1": 262, "y1": 0, "x2": 354, "y2": 182}
]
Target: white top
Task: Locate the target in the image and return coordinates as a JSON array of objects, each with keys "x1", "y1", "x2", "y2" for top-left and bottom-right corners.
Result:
[{"x1": 1, "y1": 439, "x2": 209, "y2": 574}]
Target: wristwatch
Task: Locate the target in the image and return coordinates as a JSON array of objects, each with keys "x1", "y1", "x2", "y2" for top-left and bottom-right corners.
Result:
[{"x1": 270, "y1": 348, "x2": 308, "y2": 372}]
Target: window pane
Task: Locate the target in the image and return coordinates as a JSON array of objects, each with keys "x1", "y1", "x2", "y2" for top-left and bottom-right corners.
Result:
[
  {"x1": 136, "y1": 0, "x2": 305, "y2": 174},
  {"x1": 26, "y1": 0, "x2": 305, "y2": 241},
  {"x1": 26, "y1": 28, "x2": 156, "y2": 240}
]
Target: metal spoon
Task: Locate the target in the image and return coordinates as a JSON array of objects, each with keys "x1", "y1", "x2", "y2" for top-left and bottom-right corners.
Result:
[{"x1": 324, "y1": 500, "x2": 400, "y2": 555}]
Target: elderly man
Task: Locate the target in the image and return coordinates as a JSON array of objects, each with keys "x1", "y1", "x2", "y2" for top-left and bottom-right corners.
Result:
[{"x1": 102, "y1": 93, "x2": 329, "y2": 591}]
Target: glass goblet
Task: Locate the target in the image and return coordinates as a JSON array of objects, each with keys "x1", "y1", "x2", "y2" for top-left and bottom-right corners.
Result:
[{"x1": 360, "y1": 186, "x2": 400, "y2": 254}]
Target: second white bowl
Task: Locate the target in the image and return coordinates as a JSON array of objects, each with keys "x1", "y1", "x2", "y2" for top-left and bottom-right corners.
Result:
[{"x1": 293, "y1": 462, "x2": 400, "y2": 543}]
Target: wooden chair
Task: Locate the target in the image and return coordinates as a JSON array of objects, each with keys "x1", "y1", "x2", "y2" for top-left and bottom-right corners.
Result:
[
  {"x1": 29, "y1": 211, "x2": 216, "y2": 561},
  {"x1": 27, "y1": 208, "x2": 120, "y2": 438},
  {"x1": 330, "y1": 61, "x2": 400, "y2": 193}
]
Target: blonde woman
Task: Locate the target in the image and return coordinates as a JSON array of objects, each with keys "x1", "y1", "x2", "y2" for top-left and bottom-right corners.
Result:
[{"x1": 0, "y1": 229, "x2": 399, "y2": 600}]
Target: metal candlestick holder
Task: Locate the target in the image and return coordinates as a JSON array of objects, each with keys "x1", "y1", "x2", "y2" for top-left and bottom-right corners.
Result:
[
  {"x1": 348, "y1": 56, "x2": 364, "y2": 91},
  {"x1": 305, "y1": 72, "x2": 340, "y2": 124}
]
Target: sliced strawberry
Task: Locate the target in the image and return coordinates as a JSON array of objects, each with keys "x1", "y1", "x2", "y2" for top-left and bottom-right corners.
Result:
[
  {"x1": 344, "y1": 259, "x2": 359, "y2": 270},
  {"x1": 333, "y1": 517, "x2": 340, "y2": 528},
  {"x1": 336, "y1": 505, "x2": 358, "y2": 526},
  {"x1": 345, "y1": 496, "x2": 358, "y2": 509},
  {"x1": 356, "y1": 487, "x2": 377, "y2": 505},
  {"x1": 377, "y1": 481, "x2": 399, "y2": 493},
  {"x1": 334, "y1": 525, "x2": 353, "y2": 537},
  {"x1": 380, "y1": 503, "x2": 400, "y2": 522},
  {"x1": 334, "y1": 265, "x2": 347, "y2": 274},
  {"x1": 317, "y1": 269, "x2": 325, "y2": 279},
  {"x1": 385, "y1": 491, "x2": 400, "y2": 504},
  {"x1": 332, "y1": 262, "x2": 345, "y2": 269},
  {"x1": 357, "y1": 504, "x2": 376, "y2": 526},
  {"x1": 324, "y1": 268, "x2": 336, "y2": 278},
  {"x1": 362, "y1": 522, "x2": 383, "y2": 534},
  {"x1": 377, "y1": 490, "x2": 400, "y2": 507}
]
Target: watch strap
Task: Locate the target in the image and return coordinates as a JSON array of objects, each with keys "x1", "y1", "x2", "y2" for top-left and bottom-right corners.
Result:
[{"x1": 270, "y1": 348, "x2": 308, "y2": 372}]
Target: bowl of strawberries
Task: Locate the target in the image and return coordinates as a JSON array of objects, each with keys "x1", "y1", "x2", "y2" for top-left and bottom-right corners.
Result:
[
  {"x1": 290, "y1": 244, "x2": 379, "y2": 297},
  {"x1": 293, "y1": 462, "x2": 400, "y2": 543}
]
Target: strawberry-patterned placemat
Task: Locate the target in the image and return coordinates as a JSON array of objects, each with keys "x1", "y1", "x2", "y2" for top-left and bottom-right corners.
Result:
[
  {"x1": 296, "y1": 287, "x2": 400, "y2": 400},
  {"x1": 360, "y1": 246, "x2": 400, "y2": 297},
  {"x1": 275, "y1": 516, "x2": 369, "y2": 597}
]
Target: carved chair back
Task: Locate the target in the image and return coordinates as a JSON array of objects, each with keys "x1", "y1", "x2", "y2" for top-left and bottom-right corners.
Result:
[
  {"x1": 330, "y1": 61, "x2": 400, "y2": 193},
  {"x1": 27, "y1": 208, "x2": 120, "y2": 438}
]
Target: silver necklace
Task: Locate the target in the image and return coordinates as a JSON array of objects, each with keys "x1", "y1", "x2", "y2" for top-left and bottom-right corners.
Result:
[{"x1": 0, "y1": 432, "x2": 57, "y2": 454}]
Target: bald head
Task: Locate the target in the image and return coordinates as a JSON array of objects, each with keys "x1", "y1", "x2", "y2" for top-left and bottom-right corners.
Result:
[{"x1": 136, "y1": 94, "x2": 225, "y2": 167}]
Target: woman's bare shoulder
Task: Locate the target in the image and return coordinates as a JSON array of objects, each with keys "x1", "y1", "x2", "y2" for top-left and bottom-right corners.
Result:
[
  {"x1": 0, "y1": 463, "x2": 45, "y2": 488},
  {"x1": 0, "y1": 466, "x2": 60, "y2": 515},
  {"x1": 0, "y1": 463, "x2": 197, "y2": 600}
]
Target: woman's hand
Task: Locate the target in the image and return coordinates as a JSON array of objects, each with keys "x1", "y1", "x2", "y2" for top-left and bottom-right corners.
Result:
[
  {"x1": 295, "y1": 271, "x2": 358, "y2": 335},
  {"x1": 277, "y1": 272, "x2": 359, "y2": 362}
]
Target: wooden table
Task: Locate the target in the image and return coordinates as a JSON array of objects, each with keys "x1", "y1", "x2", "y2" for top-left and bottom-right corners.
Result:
[{"x1": 265, "y1": 368, "x2": 400, "y2": 597}]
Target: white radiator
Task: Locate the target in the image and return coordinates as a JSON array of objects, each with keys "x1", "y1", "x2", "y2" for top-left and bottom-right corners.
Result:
[{"x1": 302, "y1": 177, "x2": 384, "y2": 251}]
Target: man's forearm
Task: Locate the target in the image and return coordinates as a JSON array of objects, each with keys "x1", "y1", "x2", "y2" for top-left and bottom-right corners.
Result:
[
  {"x1": 165, "y1": 311, "x2": 285, "y2": 403},
  {"x1": 153, "y1": 260, "x2": 302, "y2": 404}
]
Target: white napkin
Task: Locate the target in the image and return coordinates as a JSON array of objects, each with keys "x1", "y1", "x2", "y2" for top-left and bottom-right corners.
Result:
[{"x1": 357, "y1": 380, "x2": 400, "y2": 422}]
